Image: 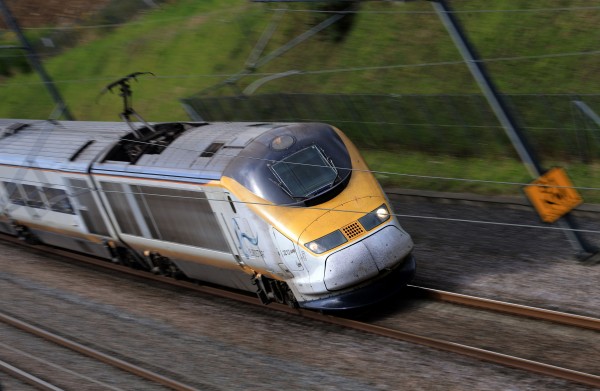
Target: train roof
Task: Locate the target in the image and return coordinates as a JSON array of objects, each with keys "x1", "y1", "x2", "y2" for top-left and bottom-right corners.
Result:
[
  {"x1": 0, "y1": 119, "x2": 131, "y2": 173},
  {"x1": 0, "y1": 119, "x2": 287, "y2": 182}
]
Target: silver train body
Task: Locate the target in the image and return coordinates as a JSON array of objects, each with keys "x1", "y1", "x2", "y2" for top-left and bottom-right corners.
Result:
[{"x1": 0, "y1": 119, "x2": 415, "y2": 310}]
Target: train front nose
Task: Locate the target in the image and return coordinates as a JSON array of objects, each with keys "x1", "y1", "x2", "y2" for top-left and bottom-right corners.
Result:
[{"x1": 323, "y1": 225, "x2": 413, "y2": 291}]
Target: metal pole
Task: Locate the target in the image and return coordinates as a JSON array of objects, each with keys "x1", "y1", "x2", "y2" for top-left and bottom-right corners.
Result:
[
  {"x1": 573, "y1": 101, "x2": 600, "y2": 128},
  {"x1": 432, "y1": 0, "x2": 597, "y2": 257},
  {"x1": 0, "y1": 0, "x2": 74, "y2": 120}
]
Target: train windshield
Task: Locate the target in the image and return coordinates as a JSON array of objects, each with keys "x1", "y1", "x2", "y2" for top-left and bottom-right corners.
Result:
[
  {"x1": 223, "y1": 123, "x2": 352, "y2": 206},
  {"x1": 270, "y1": 145, "x2": 337, "y2": 199}
]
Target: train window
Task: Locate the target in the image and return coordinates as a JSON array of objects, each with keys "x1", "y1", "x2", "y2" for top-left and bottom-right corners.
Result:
[
  {"x1": 1, "y1": 182, "x2": 75, "y2": 214},
  {"x1": 100, "y1": 182, "x2": 143, "y2": 236},
  {"x1": 2, "y1": 182, "x2": 25, "y2": 206},
  {"x1": 43, "y1": 187, "x2": 75, "y2": 214},
  {"x1": 223, "y1": 123, "x2": 352, "y2": 206},
  {"x1": 137, "y1": 185, "x2": 230, "y2": 252},
  {"x1": 21, "y1": 184, "x2": 46, "y2": 209},
  {"x1": 270, "y1": 145, "x2": 338, "y2": 199}
]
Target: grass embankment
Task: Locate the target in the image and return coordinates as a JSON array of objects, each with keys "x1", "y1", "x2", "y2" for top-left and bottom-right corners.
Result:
[
  {"x1": 1, "y1": 0, "x2": 598, "y2": 119},
  {"x1": 0, "y1": 0, "x2": 599, "y2": 199},
  {"x1": 363, "y1": 150, "x2": 600, "y2": 204},
  {"x1": 1, "y1": 0, "x2": 258, "y2": 120}
]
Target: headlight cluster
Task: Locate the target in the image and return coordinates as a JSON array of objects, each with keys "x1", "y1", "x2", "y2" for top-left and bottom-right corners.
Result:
[
  {"x1": 304, "y1": 204, "x2": 391, "y2": 254},
  {"x1": 305, "y1": 230, "x2": 347, "y2": 254},
  {"x1": 358, "y1": 204, "x2": 390, "y2": 231}
]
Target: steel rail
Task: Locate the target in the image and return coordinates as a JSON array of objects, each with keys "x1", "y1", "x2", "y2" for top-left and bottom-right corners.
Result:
[
  {"x1": 297, "y1": 311, "x2": 600, "y2": 388},
  {"x1": 408, "y1": 285, "x2": 600, "y2": 331},
  {"x1": 3, "y1": 235, "x2": 596, "y2": 330},
  {"x1": 0, "y1": 360, "x2": 64, "y2": 391},
  {"x1": 2, "y1": 235, "x2": 599, "y2": 387},
  {"x1": 0, "y1": 312, "x2": 199, "y2": 391}
]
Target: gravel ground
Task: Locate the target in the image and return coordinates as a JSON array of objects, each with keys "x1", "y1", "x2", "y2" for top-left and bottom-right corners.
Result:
[
  {"x1": 0, "y1": 324, "x2": 169, "y2": 390},
  {"x1": 1, "y1": 192, "x2": 599, "y2": 391},
  {"x1": 365, "y1": 296, "x2": 599, "y2": 375},
  {"x1": 389, "y1": 192, "x2": 600, "y2": 318},
  {"x1": 0, "y1": 377, "x2": 35, "y2": 391}
]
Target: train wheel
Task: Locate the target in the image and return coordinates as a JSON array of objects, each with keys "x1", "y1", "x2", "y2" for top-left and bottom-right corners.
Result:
[{"x1": 252, "y1": 274, "x2": 298, "y2": 308}]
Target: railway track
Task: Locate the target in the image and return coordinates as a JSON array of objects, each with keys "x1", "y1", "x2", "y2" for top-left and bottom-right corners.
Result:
[
  {"x1": 1, "y1": 234, "x2": 599, "y2": 389},
  {"x1": 0, "y1": 312, "x2": 198, "y2": 391},
  {"x1": 408, "y1": 285, "x2": 600, "y2": 331},
  {"x1": 0, "y1": 358, "x2": 63, "y2": 391}
]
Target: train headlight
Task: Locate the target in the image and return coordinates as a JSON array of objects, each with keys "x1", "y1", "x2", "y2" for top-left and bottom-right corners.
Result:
[
  {"x1": 359, "y1": 204, "x2": 391, "y2": 231},
  {"x1": 305, "y1": 230, "x2": 347, "y2": 254}
]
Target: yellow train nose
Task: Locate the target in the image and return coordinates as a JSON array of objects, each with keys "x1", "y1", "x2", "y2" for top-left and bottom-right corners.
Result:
[
  {"x1": 300, "y1": 198, "x2": 389, "y2": 255},
  {"x1": 323, "y1": 225, "x2": 413, "y2": 291}
]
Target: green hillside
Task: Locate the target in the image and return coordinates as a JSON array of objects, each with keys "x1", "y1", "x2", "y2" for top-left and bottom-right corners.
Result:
[{"x1": 0, "y1": 0, "x2": 598, "y2": 121}]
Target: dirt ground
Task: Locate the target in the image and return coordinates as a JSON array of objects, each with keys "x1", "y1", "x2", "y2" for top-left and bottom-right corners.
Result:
[{"x1": 0, "y1": 0, "x2": 112, "y2": 28}]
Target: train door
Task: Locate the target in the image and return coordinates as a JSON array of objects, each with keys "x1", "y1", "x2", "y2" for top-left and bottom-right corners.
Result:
[
  {"x1": 67, "y1": 178, "x2": 111, "y2": 237},
  {"x1": 271, "y1": 228, "x2": 305, "y2": 274}
]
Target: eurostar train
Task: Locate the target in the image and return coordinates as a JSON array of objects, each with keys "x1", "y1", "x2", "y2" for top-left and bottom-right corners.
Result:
[{"x1": 0, "y1": 119, "x2": 415, "y2": 310}]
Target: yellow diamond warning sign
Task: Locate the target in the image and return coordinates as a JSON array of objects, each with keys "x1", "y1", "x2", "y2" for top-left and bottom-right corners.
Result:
[{"x1": 524, "y1": 167, "x2": 583, "y2": 223}]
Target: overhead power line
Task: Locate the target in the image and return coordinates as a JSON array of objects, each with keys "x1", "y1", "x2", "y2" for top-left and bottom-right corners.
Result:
[
  {"x1": 1, "y1": 126, "x2": 599, "y2": 192},
  {"x1": 0, "y1": 4, "x2": 596, "y2": 33},
  {"x1": 2, "y1": 49, "x2": 599, "y2": 87},
  {"x1": 271, "y1": 6, "x2": 600, "y2": 14},
  {"x1": 0, "y1": 4, "x2": 252, "y2": 32},
  {"x1": 2, "y1": 173, "x2": 600, "y2": 235}
]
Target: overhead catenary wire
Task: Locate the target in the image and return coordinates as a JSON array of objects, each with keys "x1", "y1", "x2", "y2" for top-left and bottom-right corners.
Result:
[
  {"x1": 0, "y1": 140, "x2": 598, "y2": 193},
  {"x1": 1, "y1": 122, "x2": 598, "y2": 192},
  {"x1": 0, "y1": 158, "x2": 595, "y2": 191},
  {"x1": 0, "y1": 5, "x2": 597, "y2": 235},
  {"x1": 2, "y1": 175, "x2": 600, "y2": 235},
  {"x1": 271, "y1": 6, "x2": 600, "y2": 15},
  {"x1": 0, "y1": 105, "x2": 592, "y2": 133},
  {"x1": 0, "y1": 4, "x2": 253, "y2": 32},
  {"x1": 242, "y1": 116, "x2": 595, "y2": 133},
  {"x1": 0, "y1": 2, "x2": 595, "y2": 33},
  {"x1": 2, "y1": 49, "x2": 600, "y2": 88},
  {"x1": 0, "y1": 117, "x2": 594, "y2": 227},
  {"x1": 1, "y1": 120, "x2": 597, "y2": 236},
  {"x1": 2, "y1": 1, "x2": 596, "y2": 93}
]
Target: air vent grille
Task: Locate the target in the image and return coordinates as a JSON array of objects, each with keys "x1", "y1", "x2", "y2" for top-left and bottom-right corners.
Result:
[{"x1": 341, "y1": 221, "x2": 364, "y2": 239}]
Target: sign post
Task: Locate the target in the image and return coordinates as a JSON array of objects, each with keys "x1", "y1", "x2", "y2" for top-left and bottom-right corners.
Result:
[{"x1": 432, "y1": 0, "x2": 597, "y2": 260}]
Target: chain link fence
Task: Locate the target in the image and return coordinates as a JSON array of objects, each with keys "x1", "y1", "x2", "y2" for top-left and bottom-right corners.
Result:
[{"x1": 182, "y1": 93, "x2": 600, "y2": 162}]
